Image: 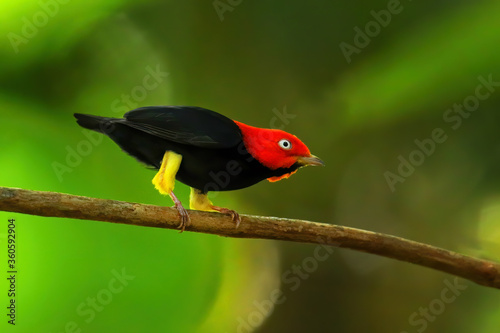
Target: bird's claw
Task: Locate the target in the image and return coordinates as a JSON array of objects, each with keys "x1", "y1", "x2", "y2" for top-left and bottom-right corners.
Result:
[
  {"x1": 174, "y1": 202, "x2": 190, "y2": 232},
  {"x1": 211, "y1": 206, "x2": 241, "y2": 228},
  {"x1": 229, "y1": 210, "x2": 241, "y2": 228}
]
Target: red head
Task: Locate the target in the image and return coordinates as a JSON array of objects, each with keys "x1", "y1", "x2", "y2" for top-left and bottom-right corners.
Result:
[{"x1": 234, "y1": 121, "x2": 324, "y2": 172}]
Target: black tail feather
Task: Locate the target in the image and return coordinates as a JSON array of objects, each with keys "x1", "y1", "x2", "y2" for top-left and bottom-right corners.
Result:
[{"x1": 74, "y1": 113, "x2": 117, "y2": 134}]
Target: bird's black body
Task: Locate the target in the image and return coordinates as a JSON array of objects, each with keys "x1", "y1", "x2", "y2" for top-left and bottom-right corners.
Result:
[{"x1": 74, "y1": 106, "x2": 299, "y2": 193}]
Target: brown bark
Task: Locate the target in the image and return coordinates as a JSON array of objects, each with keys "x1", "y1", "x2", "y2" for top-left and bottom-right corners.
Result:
[{"x1": 1, "y1": 186, "x2": 499, "y2": 289}]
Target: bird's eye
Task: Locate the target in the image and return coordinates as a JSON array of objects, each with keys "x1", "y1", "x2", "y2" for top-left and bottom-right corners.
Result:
[{"x1": 278, "y1": 139, "x2": 292, "y2": 150}]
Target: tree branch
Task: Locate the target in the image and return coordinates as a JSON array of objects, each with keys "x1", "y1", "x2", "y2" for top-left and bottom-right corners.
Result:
[{"x1": 1, "y1": 186, "x2": 499, "y2": 289}]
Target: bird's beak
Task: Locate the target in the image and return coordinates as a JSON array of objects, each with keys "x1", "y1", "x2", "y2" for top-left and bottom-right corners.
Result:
[{"x1": 297, "y1": 154, "x2": 325, "y2": 167}]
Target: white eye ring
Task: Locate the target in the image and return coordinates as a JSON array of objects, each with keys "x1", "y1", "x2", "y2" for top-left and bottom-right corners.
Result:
[{"x1": 278, "y1": 139, "x2": 292, "y2": 150}]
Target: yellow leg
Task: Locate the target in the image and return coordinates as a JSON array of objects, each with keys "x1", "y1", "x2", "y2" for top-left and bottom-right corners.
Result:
[
  {"x1": 152, "y1": 151, "x2": 189, "y2": 231},
  {"x1": 190, "y1": 188, "x2": 241, "y2": 228},
  {"x1": 189, "y1": 188, "x2": 215, "y2": 211},
  {"x1": 152, "y1": 151, "x2": 183, "y2": 195}
]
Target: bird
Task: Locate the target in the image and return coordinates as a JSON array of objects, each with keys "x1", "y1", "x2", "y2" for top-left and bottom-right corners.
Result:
[{"x1": 74, "y1": 106, "x2": 324, "y2": 231}]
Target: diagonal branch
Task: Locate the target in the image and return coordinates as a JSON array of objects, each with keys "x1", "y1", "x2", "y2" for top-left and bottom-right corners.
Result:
[{"x1": 1, "y1": 186, "x2": 499, "y2": 290}]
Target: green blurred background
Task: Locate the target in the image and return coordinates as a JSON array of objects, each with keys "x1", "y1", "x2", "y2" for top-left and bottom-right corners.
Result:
[{"x1": 1, "y1": 0, "x2": 500, "y2": 332}]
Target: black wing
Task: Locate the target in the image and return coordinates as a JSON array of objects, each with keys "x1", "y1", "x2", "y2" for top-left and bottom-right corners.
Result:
[{"x1": 121, "y1": 106, "x2": 242, "y2": 148}]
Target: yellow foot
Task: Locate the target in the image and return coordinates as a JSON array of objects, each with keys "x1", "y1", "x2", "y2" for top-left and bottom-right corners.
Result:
[
  {"x1": 152, "y1": 151, "x2": 183, "y2": 195},
  {"x1": 189, "y1": 188, "x2": 241, "y2": 228},
  {"x1": 151, "y1": 151, "x2": 189, "y2": 232}
]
